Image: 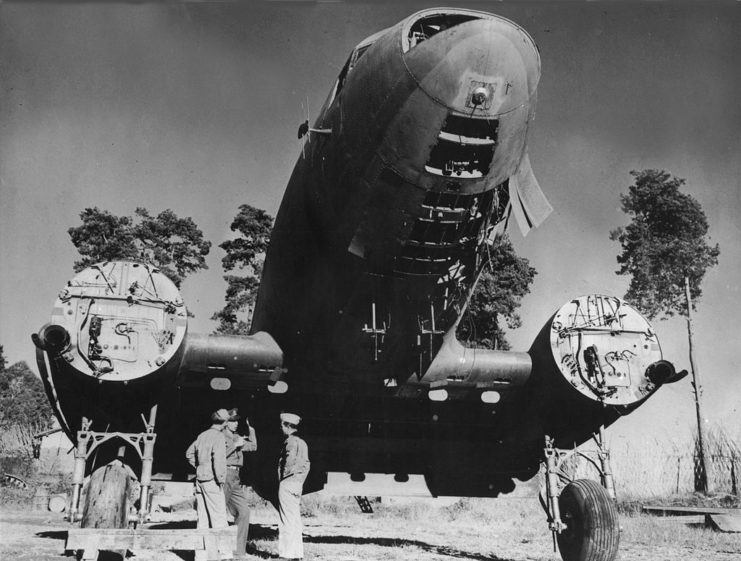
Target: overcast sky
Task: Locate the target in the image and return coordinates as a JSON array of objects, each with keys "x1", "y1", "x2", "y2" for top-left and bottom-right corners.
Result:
[{"x1": 1, "y1": 2, "x2": 739, "y2": 448}]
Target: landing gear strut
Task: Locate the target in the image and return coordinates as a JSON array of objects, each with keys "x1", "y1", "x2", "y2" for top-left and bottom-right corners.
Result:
[
  {"x1": 540, "y1": 429, "x2": 620, "y2": 561},
  {"x1": 68, "y1": 405, "x2": 158, "y2": 527}
]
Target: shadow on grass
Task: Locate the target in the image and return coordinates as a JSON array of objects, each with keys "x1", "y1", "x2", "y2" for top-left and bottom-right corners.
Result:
[
  {"x1": 36, "y1": 530, "x2": 67, "y2": 540},
  {"x1": 303, "y1": 535, "x2": 516, "y2": 560},
  {"x1": 147, "y1": 520, "x2": 197, "y2": 530},
  {"x1": 243, "y1": 525, "x2": 518, "y2": 560},
  {"x1": 249, "y1": 524, "x2": 278, "y2": 540},
  {"x1": 243, "y1": 524, "x2": 520, "y2": 561},
  {"x1": 35, "y1": 523, "x2": 517, "y2": 561}
]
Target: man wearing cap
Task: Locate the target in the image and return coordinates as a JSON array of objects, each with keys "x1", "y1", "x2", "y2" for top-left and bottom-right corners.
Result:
[
  {"x1": 223, "y1": 408, "x2": 258, "y2": 558},
  {"x1": 277, "y1": 412, "x2": 310, "y2": 560},
  {"x1": 185, "y1": 408, "x2": 229, "y2": 538}
]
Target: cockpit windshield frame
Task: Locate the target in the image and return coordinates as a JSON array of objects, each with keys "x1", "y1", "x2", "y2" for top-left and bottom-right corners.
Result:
[{"x1": 401, "y1": 9, "x2": 484, "y2": 53}]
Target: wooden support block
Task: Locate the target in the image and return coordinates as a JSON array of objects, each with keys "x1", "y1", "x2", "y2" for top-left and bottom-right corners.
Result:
[
  {"x1": 80, "y1": 543, "x2": 98, "y2": 561},
  {"x1": 708, "y1": 514, "x2": 741, "y2": 533},
  {"x1": 203, "y1": 533, "x2": 218, "y2": 559}
]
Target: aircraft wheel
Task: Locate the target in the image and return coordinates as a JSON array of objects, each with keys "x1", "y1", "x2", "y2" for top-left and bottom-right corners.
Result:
[
  {"x1": 81, "y1": 460, "x2": 131, "y2": 529},
  {"x1": 556, "y1": 479, "x2": 619, "y2": 561}
]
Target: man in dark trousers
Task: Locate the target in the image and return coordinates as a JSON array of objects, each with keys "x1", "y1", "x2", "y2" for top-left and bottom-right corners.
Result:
[
  {"x1": 277, "y1": 412, "x2": 310, "y2": 560},
  {"x1": 223, "y1": 407, "x2": 258, "y2": 558}
]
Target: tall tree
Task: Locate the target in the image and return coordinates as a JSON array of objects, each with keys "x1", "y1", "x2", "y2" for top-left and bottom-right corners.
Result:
[
  {"x1": 212, "y1": 204, "x2": 274, "y2": 335},
  {"x1": 456, "y1": 236, "x2": 537, "y2": 350},
  {"x1": 132, "y1": 208, "x2": 212, "y2": 288},
  {"x1": 610, "y1": 169, "x2": 720, "y2": 492},
  {"x1": 68, "y1": 208, "x2": 138, "y2": 267},
  {"x1": 610, "y1": 170, "x2": 720, "y2": 319},
  {"x1": 68, "y1": 207, "x2": 211, "y2": 288}
]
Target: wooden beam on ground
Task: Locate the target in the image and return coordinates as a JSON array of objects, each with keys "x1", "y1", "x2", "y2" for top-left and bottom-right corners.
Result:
[
  {"x1": 641, "y1": 505, "x2": 741, "y2": 516},
  {"x1": 66, "y1": 527, "x2": 237, "y2": 560}
]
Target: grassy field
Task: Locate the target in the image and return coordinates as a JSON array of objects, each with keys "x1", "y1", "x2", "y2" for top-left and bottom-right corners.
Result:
[{"x1": 1, "y1": 495, "x2": 739, "y2": 561}]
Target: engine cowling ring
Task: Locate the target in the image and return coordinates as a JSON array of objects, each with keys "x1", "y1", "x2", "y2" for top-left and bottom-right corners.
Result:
[
  {"x1": 534, "y1": 295, "x2": 664, "y2": 407},
  {"x1": 48, "y1": 261, "x2": 187, "y2": 383}
]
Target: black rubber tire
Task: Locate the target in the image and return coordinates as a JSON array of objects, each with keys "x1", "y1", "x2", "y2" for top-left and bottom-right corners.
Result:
[
  {"x1": 81, "y1": 460, "x2": 131, "y2": 529},
  {"x1": 556, "y1": 479, "x2": 620, "y2": 561}
]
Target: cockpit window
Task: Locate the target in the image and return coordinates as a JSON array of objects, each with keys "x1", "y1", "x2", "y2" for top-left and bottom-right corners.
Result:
[
  {"x1": 329, "y1": 43, "x2": 374, "y2": 106},
  {"x1": 334, "y1": 57, "x2": 351, "y2": 98},
  {"x1": 351, "y1": 45, "x2": 370, "y2": 67},
  {"x1": 405, "y1": 13, "x2": 481, "y2": 51}
]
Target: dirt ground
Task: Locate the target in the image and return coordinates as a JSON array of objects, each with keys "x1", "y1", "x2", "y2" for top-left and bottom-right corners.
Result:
[{"x1": 1, "y1": 499, "x2": 740, "y2": 561}]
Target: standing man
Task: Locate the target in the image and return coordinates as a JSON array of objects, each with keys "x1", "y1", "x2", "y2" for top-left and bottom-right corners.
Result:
[
  {"x1": 223, "y1": 408, "x2": 258, "y2": 558},
  {"x1": 185, "y1": 408, "x2": 229, "y2": 553},
  {"x1": 277, "y1": 412, "x2": 310, "y2": 560}
]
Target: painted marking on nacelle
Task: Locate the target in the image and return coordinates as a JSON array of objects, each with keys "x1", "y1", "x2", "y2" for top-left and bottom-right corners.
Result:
[
  {"x1": 268, "y1": 381, "x2": 288, "y2": 394},
  {"x1": 481, "y1": 391, "x2": 501, "y2": 404},
  {"x1": 209, "y1": 377, "x2": 231, "y2": 391},
  {"x1": 428, "y1": 388, "x2": 449, "y2": 401}
]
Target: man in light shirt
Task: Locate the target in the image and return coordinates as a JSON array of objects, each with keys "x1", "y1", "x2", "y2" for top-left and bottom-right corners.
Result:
[
  {"x1": 277, "y1": 412, "x2": 310, "y2": 560},
  {"x1": 186, "y1": 408, "x2": 230, "y2": 559}
]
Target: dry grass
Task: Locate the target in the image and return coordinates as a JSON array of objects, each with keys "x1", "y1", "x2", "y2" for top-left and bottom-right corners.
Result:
[
  {"x1": 249, "y1": 496, "x2": 557, "y2": 561},
  {"x1": 621, "y1": 514, "x2": 741, "y2": 554},
  {"x1": 243, "y1": 496, "x2": 741, "y2": 561},
  {"x1": 586, "y1": 424, "x2": 741, "y2": 500}
]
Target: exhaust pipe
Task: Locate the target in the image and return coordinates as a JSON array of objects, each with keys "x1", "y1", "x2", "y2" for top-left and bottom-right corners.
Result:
[{"x1": 32, "y1": 324, "x2": 71, "y2": 354}]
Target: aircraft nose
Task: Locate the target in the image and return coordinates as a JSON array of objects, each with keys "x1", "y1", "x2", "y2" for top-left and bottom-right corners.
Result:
[{"x1": 403, "y1": 17, "x2": 540, "y2": 117}]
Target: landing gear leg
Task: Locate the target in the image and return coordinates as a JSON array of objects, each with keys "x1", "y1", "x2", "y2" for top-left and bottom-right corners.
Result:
[
  {"x1": 596, "y1": 426, "x2": 616, "y2": 500},
  {"x1": 66, "y1": 406, "x2": 159, "y2": 527},
  {"x1": 543, "y1": 436, "x2": 566, "y2": 549},
  {"x1": 539, "y1": 432, "x2": 620, "y2": 561}
]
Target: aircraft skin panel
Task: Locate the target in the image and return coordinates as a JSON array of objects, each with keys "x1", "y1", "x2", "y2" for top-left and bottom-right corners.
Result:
[{"x1": 509, "y1": 151, "x2": 553, "y2": 236}]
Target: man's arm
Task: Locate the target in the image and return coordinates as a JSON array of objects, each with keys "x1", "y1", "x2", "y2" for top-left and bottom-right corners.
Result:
[
  {"x1": 185, "y1": 440, "x2": 197, "y2": 469},
  {"x1": 281, "y1": 437, "x2": 309, "y2": 481},
  {"x1": 279, "y1": 438, "x2": 296, "y2": 481},
  {"x1": 212, "y1": 432, "x2": 227, "y2": 485},
  {"x1": 295, "y1": 438, "x2": 310, "y2": 478},
  {"x1": 225, "y1": 432, "x2": 240, "y2": 459},
  {"x1": 242, "y1": 426, "x2": 257, "y2": 453}
]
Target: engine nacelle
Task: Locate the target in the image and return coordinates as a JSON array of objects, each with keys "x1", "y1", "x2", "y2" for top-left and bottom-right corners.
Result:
[
  {"x1": 37, "y1": 261, "x2": 187, "y2": 382},
  {"x1": 529, "y1": 294, "x2": 671, "y2": 407}
]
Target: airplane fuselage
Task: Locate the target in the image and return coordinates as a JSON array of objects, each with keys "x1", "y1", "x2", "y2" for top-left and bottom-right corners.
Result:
[
  {"x1": 35, "y1": 9, "x2": 674, "y2": 499},
  {"x1": 253, "y1": 10, "x2": 539, "y2": 388}
]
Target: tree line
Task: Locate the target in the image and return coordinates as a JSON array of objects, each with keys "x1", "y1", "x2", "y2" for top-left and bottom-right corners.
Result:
[
  {"x1": 56, "y1": 169, "x2": 724, "y2": 351},
  {"x1": 0, "y1": 345, "x2": 55, "y2": 459},
  {"x1": 67, "y1": 204, "x2": 535, "y2": 349}
]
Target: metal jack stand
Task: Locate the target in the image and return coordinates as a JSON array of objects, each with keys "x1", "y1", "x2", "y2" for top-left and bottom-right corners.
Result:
[
  {"x1": 66, "y1": 405, "x2": 158, "y2": 526},
  {"x1": 539, "y1": 428, "x2": 617, "y2": 551},
  {"x1": 136, "y1": 405, "x2": 158, "y2": 525}
]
